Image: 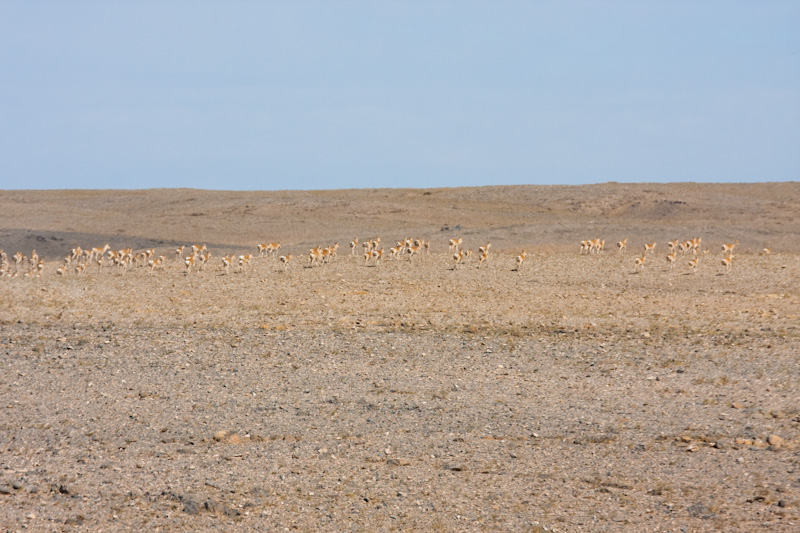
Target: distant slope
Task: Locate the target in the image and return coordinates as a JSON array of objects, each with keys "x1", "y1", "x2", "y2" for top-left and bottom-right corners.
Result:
[{"x1": 1, "y1": 183, "x2": 798, "y2": 259}]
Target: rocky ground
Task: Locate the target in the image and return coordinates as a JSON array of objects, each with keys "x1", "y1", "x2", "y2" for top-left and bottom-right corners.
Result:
[{"x1": 1, "y1": 183, "x2": 799, "y2": 531}]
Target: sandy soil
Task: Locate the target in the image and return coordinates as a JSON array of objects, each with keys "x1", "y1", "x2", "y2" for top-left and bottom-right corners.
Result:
[{"x1": 1, "y1": 183, "x2": 799, "y2": 531}]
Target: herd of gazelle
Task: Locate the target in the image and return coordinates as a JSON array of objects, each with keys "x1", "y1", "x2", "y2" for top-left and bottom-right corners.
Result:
[
  {"x1": 580, "y1": 236, "x2": 760, "y2": 274},
  {"x1": 0, "y1": 236, "x2": 773, "y2": 279}
]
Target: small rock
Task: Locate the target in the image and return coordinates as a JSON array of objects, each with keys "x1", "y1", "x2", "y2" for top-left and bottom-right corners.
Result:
[
  {"x1": 767, "y1": 434, "x2": 784, "y2": 450},
  {"x1": 0, "y1": 485, "x2": 12, "y2": 495},
  {"x1": 687, "y1": 502, "x2": 713, "y2": 519},
  {"x1": 732, "y1": 402, "x2": 744, "y2": 409},
  {"x1": 213, "y1": 430, "x2": 241, "y2": 445},
  {"x1": 64, "y1": 516, "x2": 85, "y2": 526},
  {"x1": 182, "y1": 499, "x2": 200, "y2": 515},
  {"x1": 205, "y1": 500, "x2": 223, "y2": 514}
]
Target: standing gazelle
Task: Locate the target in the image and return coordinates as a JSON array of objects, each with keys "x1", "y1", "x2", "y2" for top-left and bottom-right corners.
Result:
[
  {"x1": 721, "y1": 241, "x2": 739, "y2": 254},
  {"x1": 721, "y1": 254, "x2": 734, "y2": 274},
  {"x1": 515, "y1": 251, "x2": 527, "y2": 271}
]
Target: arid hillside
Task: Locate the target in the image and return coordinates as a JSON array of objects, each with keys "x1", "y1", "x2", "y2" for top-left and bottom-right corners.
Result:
[{"x1": 1, "y1": 182, "x2": 798, "y2": 260}]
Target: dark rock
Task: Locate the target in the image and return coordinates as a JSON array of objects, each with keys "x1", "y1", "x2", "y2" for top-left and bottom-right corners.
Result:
[
  {"x1": 183, "y1": 499, "x2": 200, "y2": 515},
  {"x1": 687, "y1": 502, "x2": 714, "y2": 519}
]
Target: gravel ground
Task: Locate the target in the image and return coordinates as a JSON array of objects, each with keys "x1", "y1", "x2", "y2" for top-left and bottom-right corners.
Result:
[{"x1": 1, "y1": 248, "x2": 799, "y2": 531}]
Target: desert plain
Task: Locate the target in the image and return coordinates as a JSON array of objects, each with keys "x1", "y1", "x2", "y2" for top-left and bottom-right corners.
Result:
[{"x1": 1, "y1": 182, "x2": 799, "y2": 531}]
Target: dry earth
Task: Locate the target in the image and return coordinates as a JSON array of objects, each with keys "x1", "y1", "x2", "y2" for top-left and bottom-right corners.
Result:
[{"x1": 1, "y1": 183, "x2": 799, "y2": 531}]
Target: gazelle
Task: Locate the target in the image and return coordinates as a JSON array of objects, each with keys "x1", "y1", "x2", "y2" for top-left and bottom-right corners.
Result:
[
  {"x1": 367, "y1": 248, "x2": 383, "y2": 266},
  {"x1": 90, "y1": 244, "x2": 110, "y2": 261},
  {"x1": 515, "y1": 251, "x2": 527, "y2": 271},
  {"x1": 580, "y1": 240, "x2": 590, "y2": 255},
  {"x1": 350, "y1": 238, "x2": 359, "y2": 255},
  {"x1": 221, "y1": 255, "x2": 233, "y2": 274},
  {"x1": 175, "y1": 245, "x2": 186, "y2": 260},
  {"x1": 279, "y1": 254, "x2": 293, "y2": 270},
  {"x1": 478, "y1": 250, "x2": 489, "y2": 268},
  {"x1": 257, "y1": 243, "x2": 270, "y2": 257},
  {"x1": 688, "y1": 257, "x2": 699, "y2": 274},
  {"x1": 690, "y1": 236, "x2": 702, "y2": 255},
  {"x1": 184, "y1": 254, "x2": 196, "y2": 273},
  {"x1": 721, "y1": 241, "x2": 738, "y2": 254},
  {"x1": 586, "y1": 238, "x2": 602, "y2": 255},
  {"x1": 617, "y1": 238, "x2": 627, "y2": 254},
  {"x1": 666, "y1": 252, "x2": 676, "y2": 270},
  {"x1": 643, "y1": 242, "x2": 656, "y2": 255},
  {"x1": 406, "y1": 244, "x2": 421, "y2": 261},
  {"x1": 148, "y1": 255, "x2": 165, "y2": 274},
  {"x1": 668, "y1": 239, "x2": 680, "y2": 254},
  {"x1": 634, "y1": 254, "x2": 646, "y2": 271},
  {"x1": 309, "y1": 247, "x2": 324, "y2": 267},
  {"x1": 760, "y1": 248, "x2": 772, "y2": 256},
  {"x1": 721, "y1": 254, "x2": 734, "y2": 274},
  {"x1": 449, "y1": 237, "x2": 463, "y2": 253},
  {"x1": 196, "y1": 250, "x2": 211, "y2": 271},
  {"x1": 452, "y1": 249, "x2": 464, "y2": 269},
  {"x1": 238, "y1": 254, "x2": 252, "y2": 273},
  {"x1": 191, "y1": 244, "x2": 207, "y2": 256}
]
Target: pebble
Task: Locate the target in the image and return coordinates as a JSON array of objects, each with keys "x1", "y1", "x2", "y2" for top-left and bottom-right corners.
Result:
[
  {"x1": 767, "y1": 434, "x2": 784, "y2": 450},
  {"x1": 213, "y1": 430, "x2": 242, "y2": 445},
  {"x1": 183, "y1": 499, "x2": 200, "y2": 515}
]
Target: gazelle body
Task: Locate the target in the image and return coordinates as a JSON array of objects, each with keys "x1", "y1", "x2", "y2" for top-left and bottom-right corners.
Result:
[
  {"x1": 515, "y1": 251, "x2": 527, "y2": 271},
  {"x1": 721, "y1": 254, "x2": 734, "y2": 274},
  {"x1": 279, "y1": 254, "x2": 293, "y2": 270},
  {"x1": 721, "y1": 241, "x2": 739, "y2": 254}
]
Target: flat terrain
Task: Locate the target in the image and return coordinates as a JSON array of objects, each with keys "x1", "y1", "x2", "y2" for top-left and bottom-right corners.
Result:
[{"x1": 1, "y1": 183, "x2": 799, "y2": 531}]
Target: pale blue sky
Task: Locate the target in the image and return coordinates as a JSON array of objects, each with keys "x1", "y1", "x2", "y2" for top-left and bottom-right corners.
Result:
[{"x1": 1, "y1": 1, "x2": 798, "y2": 190}]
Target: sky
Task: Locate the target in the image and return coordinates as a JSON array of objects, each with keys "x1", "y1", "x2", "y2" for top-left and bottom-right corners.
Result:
[{"x1": 1, "y1": 1, "x2": 798, "y2": 191}]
